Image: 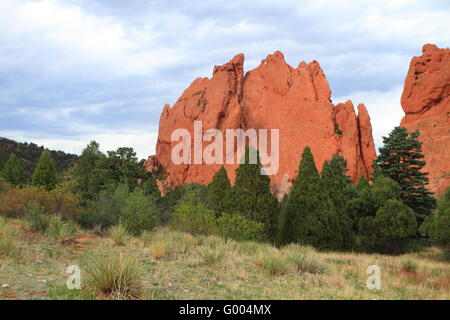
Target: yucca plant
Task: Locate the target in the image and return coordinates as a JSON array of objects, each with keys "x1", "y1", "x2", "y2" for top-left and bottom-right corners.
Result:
[
  {"x1": 47, "y1": 217, "x2": 79, "y2": 245},
  {"x1": 197, "y1": 242, "x2": 228, "y2": 266},
  {"x1": 254, "y1": 249, "x2": 289, "y2": 276},
  {"x1": 282, "y1": 244, "x2": 324, "y2": 274},
  {"x1": 108, "y1": 224, "x2": 130, "y2": 246},
  {"x1": 85, "y1": 251, "x2": 145, "y2": 300}
]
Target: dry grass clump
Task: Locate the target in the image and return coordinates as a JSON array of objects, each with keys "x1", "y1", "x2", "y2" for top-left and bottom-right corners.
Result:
[
  {"x1": 282, "y1": 243, "x2": 325, "y2": 274},
  {"x1": 253, "y1": 248, "x2": 289, "y2": 275},
  {"x1": 141, "y1": 229, "x2": 198, "y2": 259},
  {"x1": 0, "y1": 218, "x2": 20, "y2": 258},
  {"x1": 85, "y1": 251, "x2": 145, "y2": 300},
  {"x1": 108, "y1": 224, "x2": 130, "y2": 246},
  {"x1": 47, "y1": 216, "x2": 79, "y2": 245},
  {"x1": 197, "y1": 241, "x2": 229, "y2": 266},
  {"x1": 401, "y1": 258, "x2": 419, "y2": 272}
]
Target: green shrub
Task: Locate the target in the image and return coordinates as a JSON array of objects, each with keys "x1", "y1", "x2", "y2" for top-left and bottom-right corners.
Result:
[
  {"x1": 216, "y1": 212, "x2": 264, "y2": 241},
  {"x1": 170, "y1": 200, "x2": 217, "y2": 236},
  {"x1": 24, "y1": 201, "x2": 51, "y2": 233},
  {"x1": 85, "y1": 251, "x2": 145, "y2": 299},
  {"x1": 121, "y1": 188, "x2": 158, "y2": 235},
  {"x1": 108, "y1": 224, "x2": 130, "y2": 246},
  {"x1": 428, "y1": 188, "x2": 450, "y2": 256},
  {"x1": 80, "y1": 184, "x2": 129, "y2": 229}
]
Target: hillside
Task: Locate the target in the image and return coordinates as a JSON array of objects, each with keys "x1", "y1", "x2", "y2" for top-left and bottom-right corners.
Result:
[
  {"x1": 0, "y1": 137, "x2": 78, "y2": 178},
  {"x1": 0, "y1": 220, "x2": 449, "y2": 300}
]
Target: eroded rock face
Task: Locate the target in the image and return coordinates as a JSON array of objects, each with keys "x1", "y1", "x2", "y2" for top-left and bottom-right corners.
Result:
[
  {"x1": 147, "y1": 52, "x2": 376, "y2": 197},
  {"x1": 400, "y1": 44, "x2": 450, "y2": 196}
]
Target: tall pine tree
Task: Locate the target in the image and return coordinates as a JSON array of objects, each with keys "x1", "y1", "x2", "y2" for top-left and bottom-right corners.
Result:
[
  {"x1": 0, "y1": 153, "x2": 26, "y2": 186},
  {"x1": 376, "y1": 126, "x2": 436, "y2": 223},
  {"x1": 32, "y1": 150, "x2": 57, "y2": 191},
  {"x1": 280, "y1": 147, "x2": 348, "y2": 250},
  {"x1": 321, "y1": 155, "x2": 356, "y2": 249},
  {"x1": 223, "y1": 147, "x2": 278, "y2": 242}
]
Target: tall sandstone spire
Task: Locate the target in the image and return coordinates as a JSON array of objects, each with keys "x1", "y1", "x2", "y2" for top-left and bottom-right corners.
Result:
[
  {"x1": 400, "y1": 44, "x2": 450, "y2": 195},
  {"x1": 146, "y1": 51, "x2": 376, "y2": 198}
]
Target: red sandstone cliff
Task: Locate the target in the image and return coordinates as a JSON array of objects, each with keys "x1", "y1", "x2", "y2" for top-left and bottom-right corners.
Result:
[
  {"x1": 400, "y1": 44, "x2": 450, "y2": 195},
  {"x1": 146, "y1": 52, "x2": 376, "y2": 197}
]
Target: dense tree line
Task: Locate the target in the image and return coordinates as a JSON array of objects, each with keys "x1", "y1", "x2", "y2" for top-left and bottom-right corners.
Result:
[
  {"x1": 0, "y1": 137, "x2": 78, "y2": 179},
  {"x1": 1, "y1": 127, "x2": 449, "y2": 256}
]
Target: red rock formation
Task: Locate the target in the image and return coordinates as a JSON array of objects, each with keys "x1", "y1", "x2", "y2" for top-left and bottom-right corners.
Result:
[
  {"x1": 400, "y1": 44, "x2": 450, "y2": 196},
  {"x1": 147, "y1": 52, "x2": 376, "y2": 197}
]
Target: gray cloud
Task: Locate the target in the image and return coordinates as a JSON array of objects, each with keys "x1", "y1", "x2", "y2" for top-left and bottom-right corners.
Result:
[{"x1": 0, "y1": 0, "x2": 449, "y2": 158}]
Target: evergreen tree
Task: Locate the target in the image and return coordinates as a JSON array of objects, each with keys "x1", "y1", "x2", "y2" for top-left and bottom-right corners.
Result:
[
  {"x1": 223, "y1": 147, "x2": 278, "y2": 242},
  {"x1": 0, "y1": 153, "x2": 26, "y2": 186},
  {"x1": 356, "y1": 175, "x2": 370, "y2": 191},
  {"x1": 105, "y1": 147, "x2": 146, "y2": 190},
  {"x1": 141, "y1": 171, "x2": 161, "y2": 199},
  {"x1": 371, "y1": 199, "x2": 417, "y2": 254},
  {"x1": 280, "y1": 147, "x2": 347, "y2": 250},
  {"x1": 72, "y1": 141, "x2": 109, "y2": 202},
  {"x1": 355, "y1": 176, "x2": 418, "y2": 253},
  {"x1": 207, "y1": 166, "x2": 231, "y2": 215},
  {"x1": 376, "y1": 126, "x2": 436, "y2": 222},
  {"x1": 347, "y1": 175, "x2": 375, "y2": 230},
  {"x1": 31, "y1": 150, "x2": 57, "y2": 191},
  {"x1": 427, "y1": 187, "x2": 450, "y2": 256},
  {"x1": 321, "y1": 155, "x2": 356, "y2": 249}
]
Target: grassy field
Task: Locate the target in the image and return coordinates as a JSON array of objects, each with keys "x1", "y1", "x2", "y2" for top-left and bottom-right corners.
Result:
[{"x1": 0, "y1": 218, "x2": 449, "y2": 300}]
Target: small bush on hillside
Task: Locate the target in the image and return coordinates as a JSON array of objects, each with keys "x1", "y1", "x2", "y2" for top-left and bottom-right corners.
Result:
[
  {"x1": 85, "y1": 251, "x2": 145, "y2": 300},
  {"x1": 78, "y1": 184, "x2": 129, "y2": 229},
  {"x1": 108, "y1": 224, "x2": 130, "y2": 246},
  {"x1": 24, "y1": 201, "x2": 51, "y2": 233},
  {"x1": 216, "y1": 212, "x2": 264, "y2": 241},
  {"x1": 0, "y1": 185, "x2": 79, "y2": 219},
  {"x1": 428, "y1": 188, "x2": 450, "y2": 257},
  {"x1": 47, "y1": 217, "x2": 79, "y2": 244},
  {"x1": 170, "y1": 201, "x2": 217, "y2": 235},
  {"x1": 121, "y1": 188, "x2": 158, "y2": 235}
]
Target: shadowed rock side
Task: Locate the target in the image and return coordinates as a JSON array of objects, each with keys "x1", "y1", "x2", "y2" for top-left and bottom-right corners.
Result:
[
  {"x1": 146, "y1": 52, "x2": 376, "y2": 198},
  {"x1": 400, "y1": 44, "x2": 450, "y2": 196}
]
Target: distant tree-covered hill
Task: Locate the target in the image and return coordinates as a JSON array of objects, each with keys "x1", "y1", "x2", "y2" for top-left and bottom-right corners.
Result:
[{"x1": 0, "y1": 137, "x2": 78, "y2": 179}]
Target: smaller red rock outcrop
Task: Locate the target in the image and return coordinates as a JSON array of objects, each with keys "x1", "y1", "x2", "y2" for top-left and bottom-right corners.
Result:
[{"x1": 400, "y1": 44, "x2": 450, "y2": 195}]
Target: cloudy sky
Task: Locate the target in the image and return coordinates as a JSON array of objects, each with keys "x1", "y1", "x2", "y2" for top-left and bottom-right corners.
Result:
[{"x1": 0, "y1": 0, "x2": 449, "y2": 159}]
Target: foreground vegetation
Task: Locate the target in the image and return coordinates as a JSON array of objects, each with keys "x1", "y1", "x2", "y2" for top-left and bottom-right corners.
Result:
[
  {"x1": 0, "y1": 218, "x2": 449, "y2": 300},
  {"x1": 1, "y1": 127, "x2": 449, "y2": 300}
]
